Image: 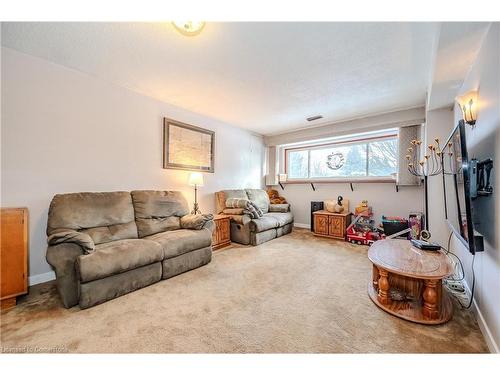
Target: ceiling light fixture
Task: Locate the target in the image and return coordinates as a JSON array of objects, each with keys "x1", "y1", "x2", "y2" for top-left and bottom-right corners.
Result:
[
  {"x1": 307, "y1": 115, "x2": 323, "y2": 122},
  {"x1": 172, "y1": 21, "x2": 206, "y2": 37}
]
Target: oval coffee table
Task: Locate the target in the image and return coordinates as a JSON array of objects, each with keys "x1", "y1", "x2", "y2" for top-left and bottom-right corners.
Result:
[{"x1": 367, "y1": 239, "x2": 454, "y2": 325}]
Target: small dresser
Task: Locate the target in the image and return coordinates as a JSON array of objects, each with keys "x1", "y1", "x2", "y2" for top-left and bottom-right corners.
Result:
[
  {"x1": 313, "y1": 210, "x2": 352, "y2": 240},
  {"x1": 212, "y1": 215, "x2": 231, "y2": 250},
  {"x1": 1, "y1": 207, "x2": 29, "y2": 309}
]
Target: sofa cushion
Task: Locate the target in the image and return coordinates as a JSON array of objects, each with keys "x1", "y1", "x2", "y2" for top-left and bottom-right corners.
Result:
[
  {"x1": 223, "y1": 189, "x2": 248, "y2": 200},
  {"x1": 81, "y1": 222, "x2": 138, "y2": 246},
  {"x1": 245, "y1": 189, "x2": 270, "y2": 213},
  {"x1": 47, "y1": 191, "x2": 138, "y2": 245},
  {"x1": 249, "y1": 215, "x2": 278, "y2": 232},
  {"x1": 146, "y1": 229, "x2": 212, "y2": 259},
  {"x1": 269, "y1": 203, "x2": 290, "y2": 213},
  {"x1": 131, "y1": 190, "x2": 189, "y2": 237},
  {"x1": 266, "y1": 212, "x2": 294, "y2": 226},
  {"x1": 249, "y1": 212, "x2": 294, "y2": 232},
  {"x1": 77, "y1": 239, "x2": 163, "y2": 283}
]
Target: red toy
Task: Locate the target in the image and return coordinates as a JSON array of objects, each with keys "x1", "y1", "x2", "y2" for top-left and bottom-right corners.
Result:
[{"x1": 346, "y1": 214, "x2": 385, "y2": 245}]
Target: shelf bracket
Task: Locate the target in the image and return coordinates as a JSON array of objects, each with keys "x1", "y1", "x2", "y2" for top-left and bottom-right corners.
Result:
[
  {"x1": 349, "y1": 183, "x2": 354, "y2": 192},
  {"x1": 310, "y1": 183, "x2": 316, "y2": 191},
  {"x1": 278, "y1": 182, "x2": 285, "y2": 191}
]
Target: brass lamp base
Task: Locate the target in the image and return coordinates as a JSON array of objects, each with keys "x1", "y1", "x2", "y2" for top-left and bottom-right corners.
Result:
[
  {"x1": 191, "y1": 185, "x2": 201, "y2": 215},
  {"x1": 191, "y1": 203, "x2": 201, "y2": 215}
]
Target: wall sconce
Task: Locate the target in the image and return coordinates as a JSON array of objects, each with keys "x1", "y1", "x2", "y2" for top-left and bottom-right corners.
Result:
[{"x1": 456, "y1": 90, "x2": 478, "y2": 127}]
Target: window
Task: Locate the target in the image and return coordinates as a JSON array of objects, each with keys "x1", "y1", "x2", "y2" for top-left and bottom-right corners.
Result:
[{"x1": 285, "y1": 135, "x2": 398, "y2": 180}]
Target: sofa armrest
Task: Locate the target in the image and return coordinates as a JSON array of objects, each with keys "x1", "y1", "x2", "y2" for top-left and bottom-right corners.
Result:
[
  {"x1": 225, "y1": 214, "x2": 252, "y2": 225},
  {"x1": 269, "y1": 203, "x2": 290, "y2": 213},
  {"x1": 46, "y1": 243, "x2": 84, "y2": 308},
  {"x1": 47, "y1": 229, "x2": 95, "y2": 254},
  {"x1": 222, "y1": 208, "x2": 246, "y2": 215},
  {"x1": 180, "y1": 214, "x2": 214, "y2": 231},
  {"x1": 202, "y1": 219, "x2": 215, "y2": 233}
]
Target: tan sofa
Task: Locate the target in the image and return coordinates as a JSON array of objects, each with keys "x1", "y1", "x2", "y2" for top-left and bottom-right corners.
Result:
[
  {"x1": 215, "y1": 189, "x2": 293, "y2": 246},
  {"x1": 46, "y1": 190, "x2": 213, "y2": 309}
]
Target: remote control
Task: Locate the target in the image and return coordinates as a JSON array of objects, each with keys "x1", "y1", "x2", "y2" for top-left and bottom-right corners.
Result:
[{"x1": 410, "y1": 239, "x2": 441, "y2": 251}]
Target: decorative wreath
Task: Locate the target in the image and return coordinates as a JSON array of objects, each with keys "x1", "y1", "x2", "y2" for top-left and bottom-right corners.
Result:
[{"x1": 326, "y1": 152, "x2": 345, "y2": 170}]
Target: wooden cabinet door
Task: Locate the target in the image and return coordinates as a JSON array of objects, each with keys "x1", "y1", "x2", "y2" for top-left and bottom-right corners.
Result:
[
  {"x1": 1, "y1": 208, "x2": 28, "y2": 299},
  {"x1": 328, "y1": 216, "x2": 345, "y2": 238},
  {"x1": 314, "y1": 214, "x2": 329, "y2": 235},
  {"x1": 217, "y1": 218, "x2": 230, "y2": 243},
  {"x1": 213, "y1": 217, "x2": 230, "y2": 250}
]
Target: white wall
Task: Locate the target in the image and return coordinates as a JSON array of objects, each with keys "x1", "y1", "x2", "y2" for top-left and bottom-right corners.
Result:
[
  {"x1": 449, "y1": 24, "x2": 499, "y2": 352},
  {"x1": 425, "y1": 107, "x2": 455, "y2": 246},
  {"x1": 1, "y1": 48, "x2": 265, "y2": 280},
  {"x1": 282, "y1": 183, "x2": 422, "y2": 227}
]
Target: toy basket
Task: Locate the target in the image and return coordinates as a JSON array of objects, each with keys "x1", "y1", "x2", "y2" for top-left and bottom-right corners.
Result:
[{"x1": 381, "y1": 216, "x2": 409, "y2": 238}]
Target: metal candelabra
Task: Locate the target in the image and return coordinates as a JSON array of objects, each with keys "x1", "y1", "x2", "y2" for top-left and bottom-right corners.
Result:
[
  {"x1": 405, "y1": 138, "x2": 444, "y2": 232},
  {"x1": 443, "y1": 141, "x2": 460, "y2": 175}
]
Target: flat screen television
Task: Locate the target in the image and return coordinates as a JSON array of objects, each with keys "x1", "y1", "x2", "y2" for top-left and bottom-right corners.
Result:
[{"x1": 442, "y1": 120, "x2": 484, "y2": 254}]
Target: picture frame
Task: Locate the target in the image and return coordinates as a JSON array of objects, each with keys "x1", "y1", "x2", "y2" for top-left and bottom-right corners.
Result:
[{"x1": 163, "y1": 118, "x2": 215, "y2": 173}]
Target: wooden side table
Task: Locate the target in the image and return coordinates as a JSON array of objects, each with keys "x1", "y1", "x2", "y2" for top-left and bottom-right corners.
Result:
[
  {"x1": 313, "y1": 210, "x2": 352, "y2": 240},
  {"x1": 367, "y1": 239, "x2": 454, "y2": 325},
  {"x1": 212, "y1": 215, "x2": 231, "y2": 250},
  {"x1": 1, "y1": 208, "x2": 29, "y2": 309}
]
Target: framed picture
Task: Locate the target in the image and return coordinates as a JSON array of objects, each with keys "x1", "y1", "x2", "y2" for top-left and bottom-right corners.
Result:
[{"x1": 163, "y1": 118, "x2": 215, "y2": 172}]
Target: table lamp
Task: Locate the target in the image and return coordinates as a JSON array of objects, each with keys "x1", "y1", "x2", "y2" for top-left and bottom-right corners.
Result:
[{"x1": 188, "y1": 172, "x2": 204, "y2": 214}]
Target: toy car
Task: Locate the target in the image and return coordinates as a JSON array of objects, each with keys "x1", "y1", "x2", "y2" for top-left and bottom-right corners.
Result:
[
  {"x1": 346, "y1": 214, "x2": 385, "y2": 245},
  {"x1": 346, "y1": 226, "x2": 384, "y2": 245}
]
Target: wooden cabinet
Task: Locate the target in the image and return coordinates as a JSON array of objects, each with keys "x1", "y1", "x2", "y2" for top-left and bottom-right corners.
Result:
[
  {"x1": 212, "y1": 215, "x2": 231, "y2": 250},
  {"x1": 1, "y1": 208, "x2": 29, "y2": 309},
  {"x1": 313, "y1": 210, "x2": 352, "y2": 240}
]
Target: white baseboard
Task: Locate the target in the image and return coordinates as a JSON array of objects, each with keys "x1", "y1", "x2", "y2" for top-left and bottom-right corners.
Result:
[
  {"x1": 294, "y1": 222, "x2": 310, "y2": 229},
  {"x1": 29, "y1": 271, "x2": 56, "y2": 286},
  {"x1": 463, "y1": 280, "x2": 499, "y2": 353}
]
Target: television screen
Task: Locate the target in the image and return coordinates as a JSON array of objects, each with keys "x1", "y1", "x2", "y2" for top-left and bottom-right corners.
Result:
[{"x1": 443, "y1": 120, "x2": 483, "y2": 254}]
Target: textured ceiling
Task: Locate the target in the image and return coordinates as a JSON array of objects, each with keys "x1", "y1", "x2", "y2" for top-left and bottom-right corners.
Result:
[
  {"x1": 427, "y1": 22, "x2": 491, "y2": 111},
  {"x1": 1, "y1": 22, "x2": 439, "y2": 135}
]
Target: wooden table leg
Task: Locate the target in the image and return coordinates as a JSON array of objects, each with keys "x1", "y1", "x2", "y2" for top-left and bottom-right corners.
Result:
[
  {"x1": 372, "y1": 264, "x2": 379, "y2": 290},
  {"x1": 423, "y1": 279, "x2": 439, "y2": 319},
  {"x1": 377, "y1": 267, "x2": 391, "y2": 305}
]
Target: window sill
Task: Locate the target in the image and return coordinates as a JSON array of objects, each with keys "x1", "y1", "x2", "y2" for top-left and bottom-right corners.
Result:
[{"x1": 282, "y1": 177, "x2": 396, "y2": 184}]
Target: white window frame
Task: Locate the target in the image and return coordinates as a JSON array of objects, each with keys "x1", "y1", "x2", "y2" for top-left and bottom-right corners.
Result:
[{"x1": 284, "y1": 133, "x2": 398, "y2": 183}]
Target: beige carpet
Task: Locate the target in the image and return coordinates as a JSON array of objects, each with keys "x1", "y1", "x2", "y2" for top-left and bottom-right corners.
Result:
[{"x1": 0, "y1": 228, "x2": 488, "y2": 353}]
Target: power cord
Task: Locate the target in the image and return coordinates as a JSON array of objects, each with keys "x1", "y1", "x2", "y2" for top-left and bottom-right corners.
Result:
[{"x1": 441, "y1": 231, "x2": 476, "y2": 309}]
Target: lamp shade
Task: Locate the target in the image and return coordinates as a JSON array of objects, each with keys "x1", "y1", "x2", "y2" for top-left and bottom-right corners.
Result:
[
  {"x1": 456, "y1": 90, "x2": 478, "y2": 126},
  {"x1": 188, "y1": 172, "x2": 204, "y2": 187}
]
